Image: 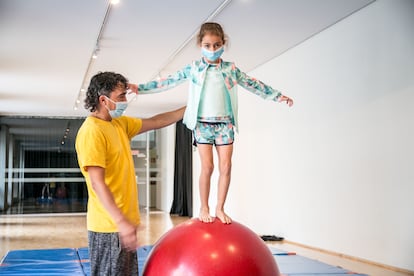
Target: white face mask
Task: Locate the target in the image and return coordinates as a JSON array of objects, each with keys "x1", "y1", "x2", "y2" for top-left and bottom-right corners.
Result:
[{"x1": 104, "y1": 96, "x2": 128, "y2": 118}]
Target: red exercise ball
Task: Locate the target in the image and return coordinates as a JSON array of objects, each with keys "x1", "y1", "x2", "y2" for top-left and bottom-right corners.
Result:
[{"x1": 143, "y1": 218, "x2": 280, "y2": 276}]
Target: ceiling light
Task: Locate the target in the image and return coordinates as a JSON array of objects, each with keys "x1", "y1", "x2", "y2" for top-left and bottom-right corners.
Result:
[
  {"x1": 92, "y1": 47, "x2": 100, "y2": 59},
  {"x1": 111, "y1": 0, "x2": 120, "y2": 5}
]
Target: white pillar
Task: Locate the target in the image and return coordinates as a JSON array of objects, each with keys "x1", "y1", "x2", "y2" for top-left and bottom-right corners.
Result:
[{"x1": 0, "y1": 125, "x2": 9, "y2": 210}]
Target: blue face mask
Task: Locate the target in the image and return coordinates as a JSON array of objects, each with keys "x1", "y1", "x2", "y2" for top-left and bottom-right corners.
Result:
[
  {"x1": 202, "y1": 47, "x2": 224, "y2": 62},
  {"x1": 105, "y1": 96, "x2": 128, "y2": 118}
]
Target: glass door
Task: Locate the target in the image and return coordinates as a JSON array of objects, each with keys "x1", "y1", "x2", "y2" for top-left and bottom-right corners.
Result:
[{"x1": 131, "y1": 130, "x2": 160, "y2": 210}]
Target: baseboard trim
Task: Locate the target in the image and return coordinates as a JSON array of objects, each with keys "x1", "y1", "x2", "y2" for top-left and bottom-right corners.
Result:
[{"x1": 283, "y1": 240, "x2": 414, "y2": 275}]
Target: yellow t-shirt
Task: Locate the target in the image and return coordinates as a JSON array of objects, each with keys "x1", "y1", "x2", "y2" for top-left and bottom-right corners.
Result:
[{"x1": 75, "y1": 116, "x2": 142, "y2": 232}]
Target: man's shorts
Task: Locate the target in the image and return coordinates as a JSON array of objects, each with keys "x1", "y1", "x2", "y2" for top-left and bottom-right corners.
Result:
[
  {"x1": 193, "y1": 121, "x2": 234, "y2": 146},
  {"x1": 88, "y1": 231, "x2": 138, "y2": 275}
]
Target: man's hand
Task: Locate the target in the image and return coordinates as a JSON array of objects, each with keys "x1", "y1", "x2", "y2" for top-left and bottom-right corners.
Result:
[{"x1": 118, "y1": 219, "x2": 138, "y2": 252}]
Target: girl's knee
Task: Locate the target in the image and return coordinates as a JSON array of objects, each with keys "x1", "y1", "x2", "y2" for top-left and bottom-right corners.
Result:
[
  {"x1": 219, "y1": 162, "x2": 232, "y2": 175},
  {"x1": 201, "y1": 163, "x2": 214, "y2": 175}
]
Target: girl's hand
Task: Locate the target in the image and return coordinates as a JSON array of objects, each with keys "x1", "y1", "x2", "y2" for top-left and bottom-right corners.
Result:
[
  {"x1": 127, "y1": 83, "x2": 138, "y2": 94},
  {"x1": 279, "y1": 95, "x2": 294, "y2": 107}
]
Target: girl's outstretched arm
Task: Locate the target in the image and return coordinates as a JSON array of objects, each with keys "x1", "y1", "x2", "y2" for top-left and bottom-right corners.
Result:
[
  {"x1": 235, "y1": 64, "x2": 293, "y2": 106},
  {"x1": 128, "y1": 64, "x2": 192, "y2": 95}
]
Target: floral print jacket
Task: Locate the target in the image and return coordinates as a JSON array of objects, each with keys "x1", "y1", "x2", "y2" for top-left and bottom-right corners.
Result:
[{"x1": 138, "y1": 58, "x2": 282, "y2": 131}]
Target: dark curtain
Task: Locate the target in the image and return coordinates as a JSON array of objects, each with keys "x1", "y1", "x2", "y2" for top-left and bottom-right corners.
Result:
[{"x1": 170, "y1": 120, "x2": 193, "y2": 217}]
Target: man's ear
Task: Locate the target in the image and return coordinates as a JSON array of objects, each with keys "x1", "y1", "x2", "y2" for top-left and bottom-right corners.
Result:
[{"x1": 99, "y1": 95, "x2": 106, "y2": 104}]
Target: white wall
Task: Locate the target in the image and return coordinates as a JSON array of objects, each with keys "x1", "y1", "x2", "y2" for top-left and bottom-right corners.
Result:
[
  {"x1": 157, "y1": 124, "x2": 176, "y2": 212},
  {"x1": 193, "y1": 0, "x2": 414, "y2": 271}
]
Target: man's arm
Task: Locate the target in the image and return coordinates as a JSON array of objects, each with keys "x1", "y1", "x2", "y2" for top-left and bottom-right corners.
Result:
[
  {"x1": 139, "y1": 106, "x2": 186, "y2": 134},
  {"x1": 87, "y1": 166, "x2": 138, "y2": 251}
]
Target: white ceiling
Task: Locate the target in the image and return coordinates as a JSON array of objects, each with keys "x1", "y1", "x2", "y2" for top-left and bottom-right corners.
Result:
[
  {"x1": 0, "y1": 0, "x2": 374, "y2": 150},
  {"x1": 1, "y1": 0, "x2": 375, "y2": 118}
]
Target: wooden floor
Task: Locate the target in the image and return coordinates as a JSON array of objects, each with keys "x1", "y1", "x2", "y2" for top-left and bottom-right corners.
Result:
[{"x1": 0, "y1": 210, "x2": 412, "y2": 276}]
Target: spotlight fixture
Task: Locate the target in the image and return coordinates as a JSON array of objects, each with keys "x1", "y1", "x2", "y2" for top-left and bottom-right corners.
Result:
[
  {"x1": 92, "y1": 46, "x2": 100, "y2": 59},
  {"x1": 59, "y1": 122, "x2": 70, "y2": 151}
]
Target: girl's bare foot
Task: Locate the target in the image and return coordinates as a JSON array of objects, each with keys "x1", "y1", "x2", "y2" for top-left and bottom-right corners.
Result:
[
  {"x1": 216, "y1": 208, "x2": 232, "y2": 224},
  {"x1": 199, "y1": 207, "x2": 214, "y2": 223}
]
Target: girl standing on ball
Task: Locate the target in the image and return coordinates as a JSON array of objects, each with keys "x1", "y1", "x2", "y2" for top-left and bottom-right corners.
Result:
[{"x1": 131, "y1": 22, "x2": 293, "y2": 224}]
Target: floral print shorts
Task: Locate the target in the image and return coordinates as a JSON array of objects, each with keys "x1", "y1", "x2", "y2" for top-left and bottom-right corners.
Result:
[{"x1": 193, "y1": 121, "x2": 234, "y2": 146}]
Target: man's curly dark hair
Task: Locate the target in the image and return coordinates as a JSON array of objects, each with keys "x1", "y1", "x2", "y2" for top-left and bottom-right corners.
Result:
[{"x1": 84, "y1": 72, "x2": 129, "y2": 112}]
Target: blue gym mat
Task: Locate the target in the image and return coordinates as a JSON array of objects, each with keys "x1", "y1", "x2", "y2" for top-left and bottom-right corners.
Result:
[
  {"x1": 0, "y1": 248, "x2": 84, "y2": 275},
  {"x1": 0, "y1": 246, "x2": 368, "y2": 275},
  {"x1": 76, "y1": 247, "x2": 90, "y2": 276}
]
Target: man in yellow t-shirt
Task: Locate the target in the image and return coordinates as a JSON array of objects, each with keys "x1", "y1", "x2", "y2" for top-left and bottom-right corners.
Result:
[{"x1": 75, "y1": 71, "x2": 185, "y2": 276}]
